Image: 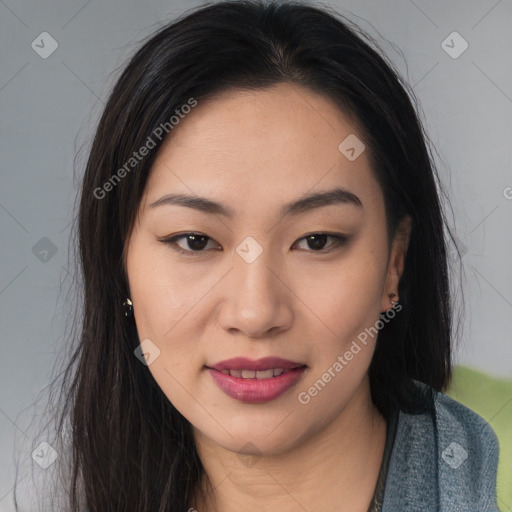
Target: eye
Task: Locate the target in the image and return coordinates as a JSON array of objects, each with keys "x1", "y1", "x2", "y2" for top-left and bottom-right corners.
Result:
[
  {"x1": 159, "y1": 232, "x2": 349, "y2": 256},
  {"x1": 292, "y1": 233, "x2": 348, "y2": 253},
  {"x1": 159, "y1": 232, "x2": 220, "y2": 256}
]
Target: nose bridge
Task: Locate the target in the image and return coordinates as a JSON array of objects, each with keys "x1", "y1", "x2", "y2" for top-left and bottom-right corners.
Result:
[
  {"x1": 217, "y1": 235, "x2": 292, "y2": 337},
  {"x1": 236, "y1": 243, "x2": 278, "y2": 299}
]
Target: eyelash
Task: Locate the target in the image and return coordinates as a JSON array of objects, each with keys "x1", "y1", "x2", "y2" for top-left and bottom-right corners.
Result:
[{"x1": 159, "y1": 232, "x2": 349, "y2": 257}]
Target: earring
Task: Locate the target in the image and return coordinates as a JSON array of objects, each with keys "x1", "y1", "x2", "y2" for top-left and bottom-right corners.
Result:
[
  {"x1": 123, "y1": 298, "x2": 133, "y2": 317},
  {"x1": 389, "y1": 292, "x2": 399, "y2": 307}
]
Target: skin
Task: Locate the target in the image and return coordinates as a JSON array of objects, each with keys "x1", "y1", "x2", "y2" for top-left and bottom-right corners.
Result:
[{"x1": 124, "y1": 82, "x2": 411, "y2": 512}]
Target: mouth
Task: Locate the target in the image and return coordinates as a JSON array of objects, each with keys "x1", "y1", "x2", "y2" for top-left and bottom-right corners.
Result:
[
  {"x1": 205, "y1": 357, "x2": 308, "y2": 403},
  {"x1": 208, "y1": 367, "x2": 305, "y2": 379},
  {"x1": 206, "y1": 356, "x2": 306, "y2": 373}
]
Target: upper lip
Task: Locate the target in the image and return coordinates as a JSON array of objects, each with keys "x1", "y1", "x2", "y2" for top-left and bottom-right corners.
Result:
[{"x1": 207, "y1": 357, "x2": 306, "y2": 371}]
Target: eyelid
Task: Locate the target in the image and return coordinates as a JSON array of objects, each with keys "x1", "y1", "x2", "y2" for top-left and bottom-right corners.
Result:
[
  {"x1": 159, "y1": 231, "x2": 349, "y2": 256},
  {"x1": 292, "y1": 232, "x2": 349, "y2": 252},
  {"x1": 159, "y1": 232, "x2": 220, "y2": 257}
]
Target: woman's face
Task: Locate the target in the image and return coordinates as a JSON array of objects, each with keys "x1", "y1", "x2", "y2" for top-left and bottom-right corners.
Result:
[{"x1": 125, "y1": 82, "x2": 407, "y2": 456}]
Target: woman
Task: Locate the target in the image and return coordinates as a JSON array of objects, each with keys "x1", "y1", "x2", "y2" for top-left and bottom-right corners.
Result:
[{"x1": 28, "y1": 1, "x2": 500, "y2": 511}]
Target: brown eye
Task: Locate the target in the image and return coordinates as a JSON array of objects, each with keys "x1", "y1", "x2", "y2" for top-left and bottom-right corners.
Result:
[
  {"x1": 293, "y1": 233, "x2": 348, "y2": 252},
  {"x1": 160, "y1": 231, "x2": 348, "y2": 257},
  {"x1": 160, "y1": 232, "x2": 220, "y2": 256},
  {"x1": 180, "y1": 233, "x2": 210, "y2": 251}
]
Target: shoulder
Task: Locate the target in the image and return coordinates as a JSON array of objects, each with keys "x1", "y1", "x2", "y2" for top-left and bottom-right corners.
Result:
[
  {"x1": 431, "y1": 388, "x2": 500, "y2": 511},
  {"x1": 381, "y1": 382, "x2": 500, "y2": 512},
  {"x1": 431, "y1": 388, "x2": 500, "y2": 466}
]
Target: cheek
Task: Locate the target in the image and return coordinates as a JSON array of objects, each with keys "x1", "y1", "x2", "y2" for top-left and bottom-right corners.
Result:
[
  {"x1": 293, "y1": 267, "x2": 385, "y2": 424},
  {"x1": 127, "y1": 231, "x2": 199, "y2": 339},
  {"x1": 126, "y1": 231, "x2": 213, "y2": 397},
  {"x1": 295, "y1": 245, "x2": 388, "y2": 351},
  {"x1": 291, "y1": 241, "x2": 388, "y2": 406},
  {"x1": 128, "y1": 256, "x2": 205, "y2": 419}
]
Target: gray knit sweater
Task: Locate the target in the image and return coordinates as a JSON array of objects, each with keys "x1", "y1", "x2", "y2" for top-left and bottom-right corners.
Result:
[{"x1": 370, "y1": 385, "x2": 500, "y2": 512}]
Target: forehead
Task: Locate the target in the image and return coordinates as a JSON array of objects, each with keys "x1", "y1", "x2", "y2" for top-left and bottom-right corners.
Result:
[{"x1": 141, "y1": 83, "x2": 382, "y2": 215}]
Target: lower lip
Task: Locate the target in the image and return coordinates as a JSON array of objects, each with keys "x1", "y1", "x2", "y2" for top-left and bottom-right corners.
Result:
[{"x1": 207, "y1": 367, "x2": 306, "y2": 403}]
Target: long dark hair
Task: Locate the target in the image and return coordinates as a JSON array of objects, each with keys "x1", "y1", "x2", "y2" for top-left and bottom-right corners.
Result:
[{"x1": 18, "y1": 1, "x2": 454, "y2": 510}]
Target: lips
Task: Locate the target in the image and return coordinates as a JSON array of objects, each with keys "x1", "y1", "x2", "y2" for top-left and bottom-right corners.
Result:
[
  {"x1": 207, "y1": 356, "x2": 305, "y2": 372},
  {"x1": 205, "y1": 357, "x2": 307, "y2": 403}
]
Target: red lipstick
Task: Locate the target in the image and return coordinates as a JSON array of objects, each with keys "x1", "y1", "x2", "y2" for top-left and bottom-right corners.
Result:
[{"x1": 206, "y1": 357, "x2": 307, "y2": 404}]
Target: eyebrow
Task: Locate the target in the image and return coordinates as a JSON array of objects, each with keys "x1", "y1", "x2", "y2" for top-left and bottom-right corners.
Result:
[{"x1": 149, "y1": 187, "x2": 362, "y2": 218}]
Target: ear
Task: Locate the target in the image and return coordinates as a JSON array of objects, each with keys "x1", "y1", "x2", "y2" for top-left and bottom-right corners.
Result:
[{"x1": 380, "y1": 215, "x2": 412, "y2": 312}]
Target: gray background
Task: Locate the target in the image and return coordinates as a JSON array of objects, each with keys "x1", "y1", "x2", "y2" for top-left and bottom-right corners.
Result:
[{"x1": 1, "y1": 0, "x2": 511, "y2": 509}]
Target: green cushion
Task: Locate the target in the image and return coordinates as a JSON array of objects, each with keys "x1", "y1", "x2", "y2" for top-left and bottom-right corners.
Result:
[{"x1": 445, "y1": 366, "x2": 512, "y2": 512}]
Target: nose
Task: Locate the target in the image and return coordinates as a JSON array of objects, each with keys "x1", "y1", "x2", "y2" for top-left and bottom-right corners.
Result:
[{"x1": 217, "y1": 245, "x2": 294, "y2": 339}]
